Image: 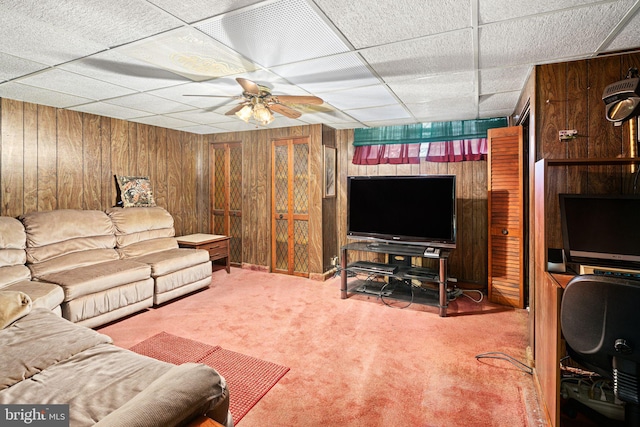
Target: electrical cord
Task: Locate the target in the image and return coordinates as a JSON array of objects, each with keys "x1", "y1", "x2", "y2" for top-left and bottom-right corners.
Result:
[{"x1": 475, "y1": 351, "x2": 533, "y2": 375}]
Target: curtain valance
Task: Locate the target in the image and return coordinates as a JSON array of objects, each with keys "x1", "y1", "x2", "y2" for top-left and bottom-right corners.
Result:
[{"x1": 353, "y1": 117, "x2": 507, "y2": 146}]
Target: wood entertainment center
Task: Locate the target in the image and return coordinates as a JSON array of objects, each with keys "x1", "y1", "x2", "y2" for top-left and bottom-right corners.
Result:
[
  {"x1": 534, "y1": 157, "x2": 640, "y2": 426},
  {"x1": 340, "y1": 242, "x2": 451, "y2": 317}
]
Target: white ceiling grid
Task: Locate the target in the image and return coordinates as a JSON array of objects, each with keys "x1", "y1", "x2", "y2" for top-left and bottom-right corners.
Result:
[{"x1": 0, "y1": 0, "x2": 638, "y2": 134}]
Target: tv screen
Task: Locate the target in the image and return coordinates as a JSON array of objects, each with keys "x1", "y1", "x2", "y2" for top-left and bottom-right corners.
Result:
[
  {"x1": 560, "y1": 194, "x2": 640, "y2": 268},
  {"x1": 347, "y1": 175, "x2": 456, "y2": 248}
]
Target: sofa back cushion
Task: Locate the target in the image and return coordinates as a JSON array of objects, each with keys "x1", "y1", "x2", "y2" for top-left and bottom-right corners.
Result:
[
  {"x1": 0, "y1": 217, "x2": 31, "y2": 288},
  {"x1": 106, "y1": 207, "x2": 178, "y2": 258},
  {"x1": 21, "y1": 210, "x2": 119, "y2": 278}
]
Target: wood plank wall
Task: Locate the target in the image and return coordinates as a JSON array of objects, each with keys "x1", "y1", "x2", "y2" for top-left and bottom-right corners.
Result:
[
  {"x1": 0, "y1": 99, "x2": 210, "y2": 236},
  {"x1": 534, "y1": 52, "x2": 640, "y2": 249},
  {"x1": 206, "y1": 125, "x2": 326, "y2": 273},
  {"x1": 345, "y1": 142, "x2": 488, "y2": 286}
]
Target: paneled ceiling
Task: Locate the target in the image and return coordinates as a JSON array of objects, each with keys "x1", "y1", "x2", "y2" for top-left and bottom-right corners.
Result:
[{"x1": 1, "y1": 0, "x2": 639, "y2": 134}]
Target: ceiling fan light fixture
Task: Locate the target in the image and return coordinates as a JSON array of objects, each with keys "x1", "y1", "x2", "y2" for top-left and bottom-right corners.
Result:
[
  {"x1": 252, "y1": 102, "x2": 274, "y2": 125},
  {"x1": 235, "y1": 104, "x2": 253, "y2": 122}
]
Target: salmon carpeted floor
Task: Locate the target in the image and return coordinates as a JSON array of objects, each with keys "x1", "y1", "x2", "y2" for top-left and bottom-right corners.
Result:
[{"x1": 98, "y1": 267, "x2": 547, "y2": 427}]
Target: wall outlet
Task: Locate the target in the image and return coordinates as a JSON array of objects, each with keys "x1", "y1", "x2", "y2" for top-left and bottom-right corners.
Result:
[{"x1": 559, "y1": 129, "x2": 578, "y2": 140}]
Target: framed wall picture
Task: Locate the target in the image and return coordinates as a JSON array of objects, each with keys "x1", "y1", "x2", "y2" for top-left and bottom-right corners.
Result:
[{"x1": 323, "y1": 146, "x2": 336, "y2": 198}]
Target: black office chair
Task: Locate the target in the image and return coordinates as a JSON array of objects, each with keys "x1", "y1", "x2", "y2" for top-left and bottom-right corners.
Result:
[{"x1": 561, "y1": 274, "x2": 640, "y2": 426}]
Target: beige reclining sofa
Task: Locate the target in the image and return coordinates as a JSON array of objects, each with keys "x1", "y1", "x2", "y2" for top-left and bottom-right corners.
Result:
[
  {"x1": 20, "y1": 209, "x2": 155, "y2": 328},
  {"x1": 107, "y1": 207, "x2": 212, "y2": 305},
  {"x1": 0, "y1": 217, "x2": 64, "y2": 314}
]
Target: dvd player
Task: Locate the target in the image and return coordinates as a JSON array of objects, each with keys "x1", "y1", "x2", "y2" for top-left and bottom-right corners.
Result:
[{"x1": 349, "y1": 261, "x2": 398, "y2": 274}]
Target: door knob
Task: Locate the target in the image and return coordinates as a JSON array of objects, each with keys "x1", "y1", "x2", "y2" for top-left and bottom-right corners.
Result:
[{"x1": 502, "y1": 228, "x2": 509, "y2": 235}]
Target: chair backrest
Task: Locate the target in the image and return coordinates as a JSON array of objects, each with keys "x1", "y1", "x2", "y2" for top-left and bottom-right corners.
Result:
[{"x1": 561, "y1": 274, "x2": 640, "y2": 405}]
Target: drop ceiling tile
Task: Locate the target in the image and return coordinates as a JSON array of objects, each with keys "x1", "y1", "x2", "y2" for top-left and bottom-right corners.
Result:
[
  {"x1": 478, "y1": 0, "x2": 610, "y2": 24},
  {"x1": 105, "y1": 93, "x2": 193, "y2": 115},
  {"x1": 345, "y1": 104, "x2": 411, "y2": 122},
  {"x1": 606, "y1": 5, "x2": 640, "y2": 52},
  {"x1": 69, "y1": 102, "x2": 149, "y2": 120},
  {"x1": 362, "y1": 117, "x2": 420, "y2": 128},
  {"x1": 0, "y1": 9, "x2": 106, "y2": 66},
  {"x1": 166, "y1": 109, "x2": 228, "y2": 124},
  {"x1": 178, "y1": 124, "x2": 229, "y2": 134},
  {"x1": 479, "y1": 1, "x2": 635, "y2": 68},
  {"x1": 313, "y1": 0, "x2": 471, "y2": 48},
  {"x1": 297, "y1": 107, "x2": 356, "y2": 125},
  {"x1": 388, "y1": 72, "x2": 476, "y2": 104},
  {"x1": 478, "y1": 109, "x2": 512, "y2": 119},
  {"x1": 318, "y1": 85, "x2": 398, "y2": 110},
  {"x1": 0, "y1": 53, "x2": 49, "y2": 83},
  {"x1": 59, "y1": 49, "x2": 190, "y2": 92},
  {"x1": 4, "y1": 0, "x2": 182, "y2": 47},
  {"x1": 361, "y1": 30, "x2": 475, "y2": 82},
  {"x1": 148, "y1": 82, "x2": 239, "y2": 109},
  {"x1": 0, "y1": 82, "x2": 93, "y2": 108},
  {"x1": 271, "y1": 52, "x2": 380, "y2": 93},
  {"x1": 196, "y1": 0, "x2": 350, "y2": 67},
  {"x1": 131, "y1": 115, "x2": 198, "y2": 129},
  {"x1": 325, "y1": 122, "x2": 364, "y2": 130},
  {"x1": 406, "y1": 96, "x2": 477, "y2": 120},
  {"x1": 479, "y1": 65, "x2": 531, "y2": 95},
  {"x1": 479, "y1": 91, "x2": 520, "y2": 114},
  {"x1": 117, "y1": 26, "x2": 258, "y2": 82},
  {"x1": 17, "y1": 69, "x2": 135, "y2": 100},
  {"x1": 146, "y1": 0, "x2": 264, "y2": 24}
]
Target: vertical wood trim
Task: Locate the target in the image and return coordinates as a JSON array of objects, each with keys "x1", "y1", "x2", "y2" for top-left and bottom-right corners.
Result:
[
  {"x1": 56, "y1": 109, "x2": 83, "y2": 209},
  {"x1": 23, "y1": 102, "x2": 38, "y2": 214},
  {"x1": 1, "y1": 99, "x2": 24, "y2": 217},
  {"x1": 83, "y1": 114, "x2": 102, "y2": 210},
  {"x1": 37, "y1": 105, "x2": 57, "y2": 212}
]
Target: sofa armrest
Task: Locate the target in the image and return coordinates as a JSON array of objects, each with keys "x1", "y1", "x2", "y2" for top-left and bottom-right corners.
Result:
[{"x1": 94, "y1": 362, "x2": 229, "y2": 427}]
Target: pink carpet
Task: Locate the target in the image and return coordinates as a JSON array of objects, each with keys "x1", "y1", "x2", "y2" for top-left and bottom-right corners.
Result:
[
  {"x1": 129, "y1": 331, "x2": 289, "y2": 424},
  {"x1": 99, "y1": 268, "x2": 545, "y2": 427}
]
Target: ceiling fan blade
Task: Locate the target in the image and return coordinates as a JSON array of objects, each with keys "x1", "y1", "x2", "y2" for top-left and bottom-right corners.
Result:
[
  {"x1": 183, "y1": 94, "x2": 240, "y2": 99},
  {"x1": 272, "y1": 95, "x2": 323, "y2": 105},
  {"x1": 269, "y1": 103, "x2": 302, "y2": 119},
  {"x1": 236, "y1": 77, "x2": 261, "y2": 96},
  {"x1": 225, "y1": 104, "x2": 248, "y2": 116}
]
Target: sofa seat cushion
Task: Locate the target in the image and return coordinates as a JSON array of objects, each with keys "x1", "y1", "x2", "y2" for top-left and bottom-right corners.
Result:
[
  {"x1": 132, "y1": 248, "x2": 210, "y2": 277},
  {"x1": 2, "y1": 280, "x2": 64, "y2": 311},
  {"x1": 39, "y1": 259, "x2": 151, "y2": 301},
  {"x1": 0, "y1": 265, "x2": 31, "y2": 289}
]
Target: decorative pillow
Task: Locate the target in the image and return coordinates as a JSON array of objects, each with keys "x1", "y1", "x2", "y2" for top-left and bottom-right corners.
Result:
[
  {"x1": 0, "y1": 290, "x2": 32, "y2": 329},
  {"x1": 116, "y1": 176, "x2": 156, "y2": 208}
]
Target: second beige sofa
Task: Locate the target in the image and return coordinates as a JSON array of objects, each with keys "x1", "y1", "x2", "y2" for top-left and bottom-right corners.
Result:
[{"x1": 21, "y1": 209, "x2": 155, "y2": 328}]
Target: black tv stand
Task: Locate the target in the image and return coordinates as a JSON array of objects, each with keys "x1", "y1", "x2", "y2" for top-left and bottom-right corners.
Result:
[{"x1": 340, "y1": 242, "x2": 452, "y2": 317}]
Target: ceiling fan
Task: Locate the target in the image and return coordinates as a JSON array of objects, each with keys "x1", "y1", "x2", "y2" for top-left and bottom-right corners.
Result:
[{"x1": 185, "y1": 77, "x2": 323, "y2": 125}]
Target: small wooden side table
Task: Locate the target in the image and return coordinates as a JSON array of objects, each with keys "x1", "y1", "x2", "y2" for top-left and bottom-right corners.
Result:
[{"x1": 177, "y1": 234, "x2": 230, "y2": 274}]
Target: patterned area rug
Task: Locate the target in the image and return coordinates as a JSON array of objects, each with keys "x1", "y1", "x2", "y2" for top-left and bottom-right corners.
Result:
[{"x1": 129, "y1": 332, "x2": 289, "y2": 424}]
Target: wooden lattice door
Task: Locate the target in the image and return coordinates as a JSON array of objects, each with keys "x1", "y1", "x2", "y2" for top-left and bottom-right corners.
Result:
[
  {"x1": 271, "y1": 138, "x2": 309, "y2": 276},
  {"x1": 487, "y1": 126, "x2": 525, "y2": 308},
  {"x1": 210, "y1": 142, "x2": 242, "y2": 265}
]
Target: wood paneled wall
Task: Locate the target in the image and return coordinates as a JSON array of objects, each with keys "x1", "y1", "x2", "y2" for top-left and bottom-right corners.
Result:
[
  {"x1": 0, "y1": 99, "x2": 210, "y2": 236},
  {"x1": 534, "y1": 52, "x2": 640, "y2": 249},
  {"x1": 345, "y1": 144, "x2": 488, "y2": 286},
  {"x1": 206, "y1": 125, "x2": 327, "y2": 273}
]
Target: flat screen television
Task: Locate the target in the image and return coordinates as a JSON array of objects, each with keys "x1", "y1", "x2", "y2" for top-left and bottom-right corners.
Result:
[
  {"x1": 559, "y1": 194, "x2": 640, "y2": 268},
  {"x1": 347, "y1": 175, "x2": 456, "y2": 248}
]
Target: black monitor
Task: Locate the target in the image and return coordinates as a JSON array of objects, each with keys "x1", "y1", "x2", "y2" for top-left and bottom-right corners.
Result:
[{"x1": 559, "y1": 194, "x2": 640, "y2": 269}]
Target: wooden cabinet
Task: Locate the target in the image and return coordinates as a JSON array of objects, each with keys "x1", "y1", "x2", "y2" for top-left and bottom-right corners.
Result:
[
  {"x1": 210, "y1": 142, "x2": 242, "y2": 266},
  {"x1": 533, "y1": 157, "x2": 640, "y2": 426},
  {"x1": 271, "y1": 137, "x2": 310, "y2": 276},
  {"x1": 488, "y1": 126, "x2": 525, "y2": 308}
]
